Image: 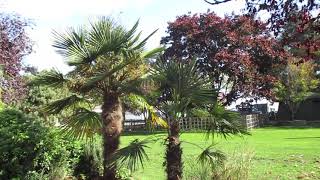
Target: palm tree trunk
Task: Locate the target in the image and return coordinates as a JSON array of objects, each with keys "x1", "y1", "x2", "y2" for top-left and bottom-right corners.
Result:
[
  {"x1": 101, "y1": 92, "x2": 123, "y2": 180},
  {"x1": 166, "y1": 120, "x2": 182, "y2": 180}
]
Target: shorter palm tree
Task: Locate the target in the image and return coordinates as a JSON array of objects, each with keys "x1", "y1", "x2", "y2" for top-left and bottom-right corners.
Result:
[
  {"x1": 148, "y1": 58, "x2": 248, "y2": 180},
  {"x1": 147, "y1": 58, "x2": 214, "y2": 180}
]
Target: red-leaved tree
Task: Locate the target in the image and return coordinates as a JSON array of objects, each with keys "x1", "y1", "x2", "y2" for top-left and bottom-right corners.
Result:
[
  {"x1": 0, "y1": 14, "x2": 32, "y2": 104},
  {"x1": 205, "y1": 0, "x2": 320, "y2": 60},
  {"x1": 161, "y1": 12, "x2": 287, "y2": 105}
]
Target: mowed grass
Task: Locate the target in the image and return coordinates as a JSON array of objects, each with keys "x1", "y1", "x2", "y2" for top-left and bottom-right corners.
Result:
[{"x1": 120, "y1": 127, "x2": 320, "y2": 180}]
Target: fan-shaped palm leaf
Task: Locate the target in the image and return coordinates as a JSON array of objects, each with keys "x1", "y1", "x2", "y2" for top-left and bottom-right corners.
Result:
[
  {"x1": 197, "y1": 145, "x2": 226, "y2": 168},
  {"x1": 111, "y1": 138, "x2": 150, "y2": 172},
  {"x1": 124, "y1": 94, "x2": 168, "y2": 128},
  {"x1": 206, "y1": 104, "x2": 249, "y2": 140},
  {"x1": 150, "y1": 58, "x2": 216, "y2": 117},
  {"x1": 61, "y1": 107, "x2": 101, "y2": 139},
  {"x1": 43, "y1": 94, "x2": 86, "y2": 114},
  {"x1": 29, "y1": 69, "x2": 67, "y2": 88}
]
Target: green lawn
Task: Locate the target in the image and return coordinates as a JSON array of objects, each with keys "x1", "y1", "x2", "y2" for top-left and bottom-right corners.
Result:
[{"x1": 120, "y1": 127, "x2": 320, "y2": 180}]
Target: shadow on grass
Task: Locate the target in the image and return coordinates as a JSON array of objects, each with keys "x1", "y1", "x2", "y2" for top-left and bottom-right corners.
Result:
[
  {"x1": 122, "y1": 125, "x2": 320, "y2": 136},
  {"x1": 122, "y1": 130, "x2": 166, "y2": 136},
  {"x1": 262, "y1": 125, "x2": 320, "y2": 129},
  {"x1": 285, "y1": 136, "x2": 320, "y2": 139}
]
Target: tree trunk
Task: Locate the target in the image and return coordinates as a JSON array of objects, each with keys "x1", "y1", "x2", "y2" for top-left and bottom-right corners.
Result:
[
  {"x1": 101, "y1": 92, "x2": 123, "y2": 180},
  {"x1": 290, "y1": 110, "x2": 295, "y2": 121},
  {"x1": 165, "y1": 120, "x2": 182, "y2": 180},
  {"x1": 288, "y1": 103, "x2": 295, "y2": 121}
]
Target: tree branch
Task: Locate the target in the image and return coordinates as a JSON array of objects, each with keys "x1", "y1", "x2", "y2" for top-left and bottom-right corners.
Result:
[{"x1": 204, "y1": 0, "x2": 232, "y2": 5}]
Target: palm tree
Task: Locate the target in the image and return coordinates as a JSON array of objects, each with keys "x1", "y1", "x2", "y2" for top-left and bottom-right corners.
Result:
[
  {"x1": 148, "y1": 58, "x2": 248, "y2": 180},
  {"x1": 147, "y1": 58, "x2": 215, "y2": 180},
  {"x1": 31, "y1": 17, "x2": 163, "y2": 179}
]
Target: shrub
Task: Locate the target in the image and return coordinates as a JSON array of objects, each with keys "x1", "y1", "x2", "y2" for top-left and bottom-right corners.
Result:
[
  {"x1": 73, "y1": 140, "x2": 103, "y2": 179},
  {"x1": 0, "y1": 108, "x2": 81, "y2": 179}
]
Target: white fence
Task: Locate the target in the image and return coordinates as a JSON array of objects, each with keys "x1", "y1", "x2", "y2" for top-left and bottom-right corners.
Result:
[
  {"x1": 123, "y1": 114, "x2": 267, "y2": 131},
  {"x1": 244, "y1": 114, "x2": 267, "y2": 129}
]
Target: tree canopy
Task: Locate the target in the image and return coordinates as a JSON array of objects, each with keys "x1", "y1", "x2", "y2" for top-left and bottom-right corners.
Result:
[
  {"x1": 274, "y1": 58, "x2": 319, "y2": 120},
  {"x1": 161, "y1": 12, "x2": 286, "y2": 105},
  {"x1": 205, "y1": 0, "x2": 320, "y2": 61},
  {"x1": 0, "y1": 13, "x2": 32, "y2": 104}
]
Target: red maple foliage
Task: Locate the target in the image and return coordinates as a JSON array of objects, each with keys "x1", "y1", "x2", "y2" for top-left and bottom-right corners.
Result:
[
  {"x1": 206, "y1": 0, "x2": 320, "y2": 60},
  {"x1": 280, "y1": 10, "x2": 320, "y2": 60},
  {"x1": 161, "y1": 12, "x2": 287, "y2": 105}
]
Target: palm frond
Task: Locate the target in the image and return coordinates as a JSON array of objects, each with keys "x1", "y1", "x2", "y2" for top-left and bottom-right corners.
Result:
[
  {"x1": 197, "y1": 145, "x2": 226, "y2": 168},
  {"x1": 61, "y1": 107, "x2": 101, "y2": 139},
  {"x1": 206, "y1": 104, "x2": 249, "y2": 140},
  {"x1": 128, "y1": 31, "x2": 142, "y2": 48},
  {"x1": 150, "y1": 58, "x2": 216, "y2": 117},
  {"x1": 132, "y1": 29, "x2": 158, "y2": 51},
  {"x1": 53, "y1": 27, "x2": 94, "y2": 65},
  {"x1": 117, "y1": 78, "x2": 145, "y2": 96},
  {"x1": 29, "y1": 69, "x2": 67, "y2": 88},
  {"x1": 124, "y1": 94, "x2": 168, "y2": 128},
  {"x1": 112, "y1": 138, "x2": 151, "y2": 172},
  {"x1": 142, "y1": 47, "x2": 165, "y2": 59},
  {"x1": 124, "y1": 19, "x2": 139, "y2": 44},
  {"x1": 79, "y1": 54, "x2": 142, "y2": 92},
  {"x1": 43, "y1": 94, "x2": 85, "y2": 114},
  {"x1": 88, "y1": 17, "x2": 129, "y2": 58}
]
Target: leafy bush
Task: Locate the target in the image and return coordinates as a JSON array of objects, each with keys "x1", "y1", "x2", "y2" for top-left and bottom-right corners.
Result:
[
  {"x1": 73, "y1": 140, "x2": 103, "y2": 179},
  {"x1": 0, "y1": 108, "x2": 82, "y2": 179}
]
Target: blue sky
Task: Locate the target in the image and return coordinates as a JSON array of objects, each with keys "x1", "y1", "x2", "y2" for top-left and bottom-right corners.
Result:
[{"x1": 1, "y1": 0, "x2": 245, "y2": 72}]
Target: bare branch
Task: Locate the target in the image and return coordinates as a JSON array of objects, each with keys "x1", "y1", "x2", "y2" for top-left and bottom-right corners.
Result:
[{"x1": 204, "y1": 0, "x2": 232, "y2": 5}]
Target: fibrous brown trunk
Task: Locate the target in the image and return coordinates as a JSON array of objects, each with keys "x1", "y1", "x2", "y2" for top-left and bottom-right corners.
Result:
[
  {"x1": 166, "y1": 120, "x2": 182, "y2": 180},
  {"x1": 101, "y1": 92, "x2": 123, "y2": 180}
]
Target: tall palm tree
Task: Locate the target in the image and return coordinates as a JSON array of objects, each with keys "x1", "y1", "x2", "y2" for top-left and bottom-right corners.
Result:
[{"x1": 31, "y1": 17, "x2": 163, "y2": 179}]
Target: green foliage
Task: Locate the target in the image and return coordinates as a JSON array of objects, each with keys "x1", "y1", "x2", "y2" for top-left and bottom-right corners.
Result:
[
  {"x1": 73, "y1": 141, "x2": 103, "y2": 179},
  {"x1": 123, "y1": 94, "x2": 168, "y2": 128},
  {"x1": 29, "y1": 69, "x2": 67, "y2": 88},
  {"x1": 20, "y1": 74, "x2": 70, "y2": 124},
  {"x1": 197, "y1": 145, "x2": 226, "y2": 169},
  {"x1": 189, "y1": 103, "x2": 248, "y2": 139},
  {"x1": 113, "y1": 138, "x2": 150, "y2": 172},
  {"x1": 43, "y1": 94, "x2": 86, "y2": 114},
  {"x1": 0, "y1": 101, "x2": 4, "y2": 111},
  {"x1": 211, "y1": 148, "x2": 254, "y2": 180},
  {"x1": 274, "y1": 59, "x2": 319, "y2": 119},
  {"x1": 0, "y1": 108, "x2": 82, "y2": 179},
  {"x1": 185, "y1": 146, "x2": 254, "y2": 180},
  {"x1": 63, "y1": 107, "x2": 102, "y2": 139},
  {"x1": 206, "y1": 104, "x2": 248, "y2": 139},
  {"x1": 150, "y1": 58, "x2": 216, "y2": 119}
]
